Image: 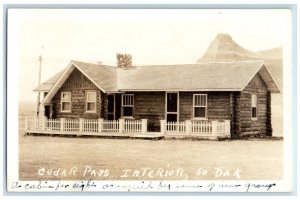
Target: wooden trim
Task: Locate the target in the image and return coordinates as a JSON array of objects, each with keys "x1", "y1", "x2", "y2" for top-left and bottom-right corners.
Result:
[
  {"x1": 72, "y1": 62, "x2": 107, "y2": 93},
  {"x1": 251, "y1": 94, "x2": 258, "y2": 120},
  {"x1": 85, "y1": 90, "x2": 97, "y2": 113},
  {"x1": 259, "y1": 64, "x2": 281, "y2": 93},
  {"x1": 192, "y1": 94, "x2": 207, "y2": 120},
  {"x1": 121, "y1": 94, "x2": 134, "y2": 117},
  {"x1": 113, "y1": 94, "x2": 116, "y2": 120},
  {"x1": 33, "y1": 89, "x2": 51, "y2": 92},
  {"x1": 60, "y1": 91, "x2": 71, "y2": 113},
  {"x1": 120, "y1": 116, "x2": 135, "y2": 120},
  {"x1": 41, "y1": 62, "x2": 75, "y2": 105},
  {"x1": 107, "y1": 94, "x2": 116, "y2": 120},
  {"x1": 241, "y1": 63, "x2": 280, "y2": 93},
  {"x1": 119, "y1": 89, "x2": 241, "y2": 92},
  {"x1": 241, "y1": 63, "x2": 264, "y2": 91}
]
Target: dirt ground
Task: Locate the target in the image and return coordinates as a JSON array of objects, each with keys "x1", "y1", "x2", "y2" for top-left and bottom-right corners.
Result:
[
  {"x1": 18, "y1": 103, "x2": 283, "y2": 181},
  {"x1": 19, "y1": 126, "x2": 283, "y2": 181}
]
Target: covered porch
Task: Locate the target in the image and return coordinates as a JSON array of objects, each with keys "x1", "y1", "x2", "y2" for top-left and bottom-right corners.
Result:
[{"x1": 24, "y1": 117, "x2": 231, "y2": 140}]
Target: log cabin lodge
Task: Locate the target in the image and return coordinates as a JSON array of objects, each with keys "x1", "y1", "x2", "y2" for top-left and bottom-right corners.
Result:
[{"x1": 27, "y1": 55, "x2": 280, "y2": 139}]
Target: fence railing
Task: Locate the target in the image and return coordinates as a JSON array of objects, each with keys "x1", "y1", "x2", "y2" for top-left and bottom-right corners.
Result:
[
  {"x1": 124, "y1": 119, "x2": 143, "y2": 133},
  {"x1": 161, "y1": 120, "x2": 230, "y2": 138},
  {"x1": 102, "y1": 120, "x2": 119, "y2": 132},
  {"x1": 25, "y1": 117, "x2": 147, "y2": 135},
  {"x1": 165, "y1": 121, "x2": 186, "y2": 134},
  {"x1": 191, "y1": 121, "x2": 212, "y2": 135},
  {"x1": 25, "y1": 117, "x2": 230, "y2": 138}
]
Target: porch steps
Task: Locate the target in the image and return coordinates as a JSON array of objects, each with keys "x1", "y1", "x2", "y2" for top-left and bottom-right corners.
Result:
[{"x1": 130, "y1": 132, "x2": 164, "y2": 140}]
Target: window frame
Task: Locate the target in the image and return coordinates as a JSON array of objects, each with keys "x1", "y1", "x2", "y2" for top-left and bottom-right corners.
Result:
[
  {"x1": 121, "y1": 94, "x2": 134, "y2": 118},
  {"x1": 193, "y1": 94, "x2": 207, "y2": 120},
  {"x1": 85, "y1": 90, "x2": 97, "y2": 113},
  {"x1": 251, "y1": 94, "x2": 258, "y2": 120},
  {"x1": 60, "y1": 91, "x2": 71, "y2": 113},
  {"x1": 165, "y1": 92, "x2": 179, "y2": 122}
]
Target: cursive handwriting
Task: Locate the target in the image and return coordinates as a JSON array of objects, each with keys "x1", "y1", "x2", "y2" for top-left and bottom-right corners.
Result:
[
  {"x1": 245, "y1": 183, "x2": 276, "y2": 192},
  {"x1": 11, "y1": 180, "x2": 277, "y2": 192}
]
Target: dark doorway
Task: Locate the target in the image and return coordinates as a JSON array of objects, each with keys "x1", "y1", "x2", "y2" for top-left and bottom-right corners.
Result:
[
  {"x1": 44, "y1": 105, "x2": 50, "y2": 119},
  {"x1": 107, "y1": 94, "x2": 115, "y2": 120}
]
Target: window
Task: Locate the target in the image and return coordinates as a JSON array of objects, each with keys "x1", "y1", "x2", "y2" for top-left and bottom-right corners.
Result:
[
  {"x1": 193, "y1": 94, "x2": 207, "y2": 119},
  {"x1": 61, "y1": 92, "x2": 71, "y2": 112},
  {"x1": 251, "y1": 94, "x2": 257, "y2": 119},
  {"x1": 86, "y1": 91, "x2": 97, "y2": 112},
  {"x1": 122, "y1": 94, "x2": 134, "y2": 117}
]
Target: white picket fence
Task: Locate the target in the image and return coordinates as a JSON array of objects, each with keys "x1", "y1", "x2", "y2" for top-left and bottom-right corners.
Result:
[
  {"x1": 191, "y1": 121, "x2": 212, "y2": 135},
  {"x1": 165, "y1": 121, "x2": 186, "y2": 134},
  {"x1": 124, "y1": 120, "x2": 143, "y2": 133},
  {"x1": 25, "y1": 117, "x2": 230, "y2": 138},
  {"x1": 25, "y1": 117, "x2": 147, "y2": 134},
  {"x1": 161, "y1": 120, "x2": 230, "y2": 138},
  {"x1": 102, "y1": 120, "x2": 119, "y2": 132}
]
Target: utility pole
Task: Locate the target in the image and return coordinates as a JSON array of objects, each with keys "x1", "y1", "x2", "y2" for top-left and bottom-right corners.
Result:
[{"x1": 36, "y1": 55, "x2": 43, "y2": 117}]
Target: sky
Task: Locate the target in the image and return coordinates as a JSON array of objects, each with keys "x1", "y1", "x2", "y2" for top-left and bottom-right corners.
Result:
[{"x1": 7, "y1": 9, "x2": 291, "y2": 102}]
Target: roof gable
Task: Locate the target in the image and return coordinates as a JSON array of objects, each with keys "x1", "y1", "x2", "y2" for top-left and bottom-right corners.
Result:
[
  {"x1": 41, "y1": 61, "x2": 117, "y2": 104},
  {"x1": 256, "y1": 64, "x2": 281, "y2": 93},
  {"x1": 73, "y1": 61, "x2": 117, "y2": 92}
]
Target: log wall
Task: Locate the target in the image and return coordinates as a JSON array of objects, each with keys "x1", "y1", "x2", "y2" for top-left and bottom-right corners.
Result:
[
  {"x1": 49, "y1": 69, "x2": 270, "y2": 136},
  {"x1": 238, "y1": 73, "x2": 269, "y2": 136},
  {"x1": 51, "y1": 68, "x2": 103, "y2": 119},
  {"x1": 132, "y1": 92, "x2": 165, "y2": 131},
  {"x1": 266, "y1": 91, "x2": 272, "y2": 136},
  {"x1": 125, "y1": 91, "x2": 232, "y2": 132},
  {"x1": 179, "y1": 92, "x2": 231, "y2": 121}
]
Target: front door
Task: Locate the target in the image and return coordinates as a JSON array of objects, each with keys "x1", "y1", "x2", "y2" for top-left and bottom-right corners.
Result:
[
  {"x1": 107, "y1": 94, "x2": 115, "y2": 120},
  {"x1": 166, "y1": 92, "x2": 179, "y2": 122}
]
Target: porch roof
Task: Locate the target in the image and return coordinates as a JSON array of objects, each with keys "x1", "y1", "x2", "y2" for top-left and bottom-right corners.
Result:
[{"x1": 33, "y1": 69, "x2": 65, "y2": 92}]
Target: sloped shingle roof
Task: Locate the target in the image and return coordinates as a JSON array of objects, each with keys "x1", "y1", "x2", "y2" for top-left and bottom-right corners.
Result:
[
  {"x1": 117, "y1": 60, "x2": 267, "y2": 91},
  {"x1": 34, "y1": 61, "x2": 117, "y2": 92},
  {"x1": 35, "y1": 60, "x2": 280, "y2": 96},
  {"x1": 73, "y1": 61, "x2": 117, "y2": 92}
]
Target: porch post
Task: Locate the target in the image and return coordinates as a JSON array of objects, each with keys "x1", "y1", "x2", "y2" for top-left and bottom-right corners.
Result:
[
  {"x1": 60, "y1": 118, "x2": 65, "y2": 132},
  {"x1": 119, "y1": 119, "x2": 125, "y2": 133},
  {"x1": 211, "y1": 121, "x2": 218, "y2": 136},
  {"x1": 34, "y1": 116, "x2": 37, "y2": 130},
  {"x1": 224, "y1": 120, "x2": 231, "y2": 138},
  {"x1": 25, "y1": 118, "x2": 28, "y2": 131},
  {"x1": 141, "y1": 119, "x2": 148, "y2": 134},
  {"x1": 41, "y1": 117, "x2": 46, "y2": 131},
  {"x1": 98, "y1": 118, "x2": 104, "y2": 132},
  {"x1": 185, "y1": 120, "x2": 192, "y2": 135},
  {"x1": 160, "y1": 120, "x2": 166, "y2": 135},
  {"x1": 79, "y1": 118, "x2": 84, "y2": 132}
]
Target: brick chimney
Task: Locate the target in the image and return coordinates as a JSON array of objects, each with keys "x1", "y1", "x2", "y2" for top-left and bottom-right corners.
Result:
[{"x1": 116, "y1": 53, "x2": 132, "y2": 68}]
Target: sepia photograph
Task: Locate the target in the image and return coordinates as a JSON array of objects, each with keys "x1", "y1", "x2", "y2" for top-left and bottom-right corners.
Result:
[{"x1": 6, "y1": 8, "x2": 294, "y2": 193}]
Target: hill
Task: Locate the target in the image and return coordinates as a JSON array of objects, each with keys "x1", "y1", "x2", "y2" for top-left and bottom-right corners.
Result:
[{"x1": 196, "y1": 33, "x2": 282, "y2": 90}]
